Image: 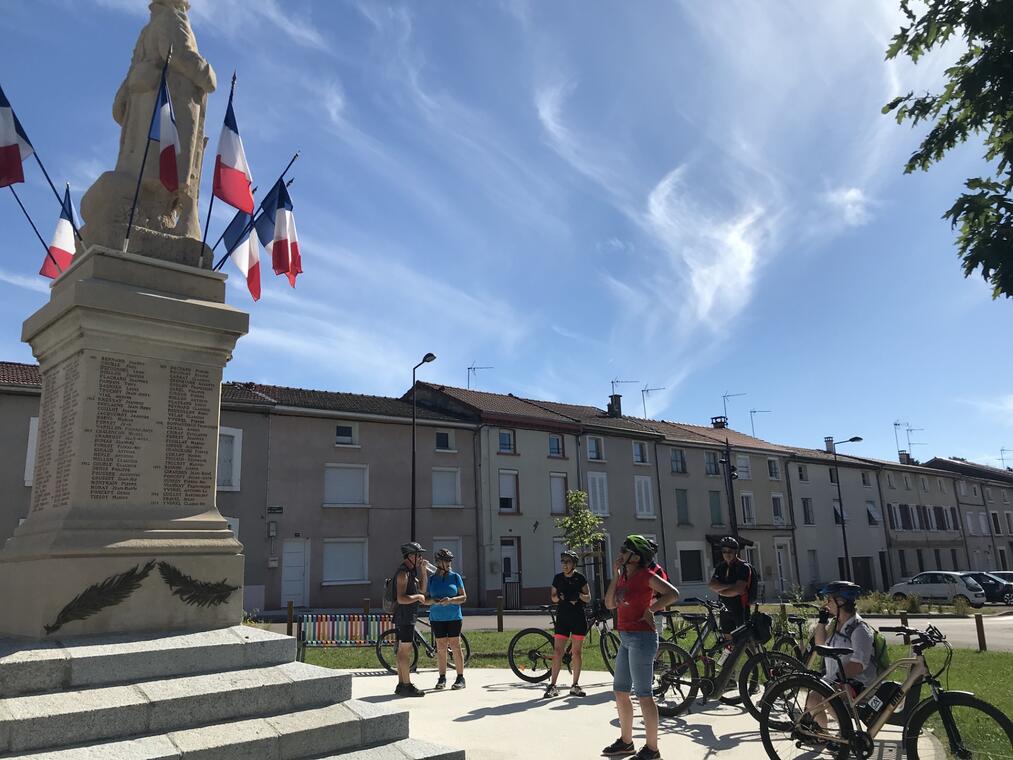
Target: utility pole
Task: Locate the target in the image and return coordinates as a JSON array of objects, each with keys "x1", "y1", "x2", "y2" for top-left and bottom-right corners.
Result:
[{"x1": 720, "y1": 439, "x2": 740, "y2": 540}]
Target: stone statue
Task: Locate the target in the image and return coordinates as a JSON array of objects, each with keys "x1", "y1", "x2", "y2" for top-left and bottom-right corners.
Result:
[{"x1": 80, "y1": 0, "x2": 216, "y2": 266}]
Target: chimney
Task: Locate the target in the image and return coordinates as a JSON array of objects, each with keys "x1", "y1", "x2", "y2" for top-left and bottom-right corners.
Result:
[
  {"x1": 711, "y1": 415, "x2": 727, "y2": 429},
  {"x1": 608, "y1": 394, "x2": 622, "y2": 417},
  {"x1": 898, "y1": 450, "x2": 912, "y2": 465},
  {"x1": 824, "y1": 436, "x2": 835, "y2": 453}
]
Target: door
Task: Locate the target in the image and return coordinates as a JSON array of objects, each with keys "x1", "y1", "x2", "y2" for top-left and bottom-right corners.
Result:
[
  {"x1": 500, "y1": 538, "x2": 521, "y2": 609},
  {"x1": 852, "y1": 556, "x2": 875, "y2": 592},
  {"x1": 282, "y1": 539, "x2": 309, "y2": 608},
  {"x1": 775, "y1": 542, "x2": 791, "y2": 597}
]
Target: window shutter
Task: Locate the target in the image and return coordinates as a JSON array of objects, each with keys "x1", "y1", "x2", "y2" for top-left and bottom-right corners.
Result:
[
  {"x1": 325, "y1": 467, "x2": 366, "y2": 504},
  {"x1": 217, "y1": 434, "x2": 235, "y2": 487},
  {"x1": 323, "y1": 541, "x2": 366, "y2": 582},
  {"x1": 550, "y1": 475, "x2": 566, "y2": 514},
  {"x1": 432, "y1": 470, "x2": 458, "y2": 505}
]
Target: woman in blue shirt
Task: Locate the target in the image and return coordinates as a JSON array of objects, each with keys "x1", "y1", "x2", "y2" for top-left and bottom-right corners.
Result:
[{"x1": 425, "y1": 547, "x2": 467, "y2": 689}]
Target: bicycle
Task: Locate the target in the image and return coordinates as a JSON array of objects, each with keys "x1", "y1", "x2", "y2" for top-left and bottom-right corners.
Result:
[
  {"x1": 769, "y1": 603, "x2": 821, "y2": 662},
  {"x1": 507, "y1": 602, "x2": 620, "y2": 682},
  {"x1": 376, "y1": 611, "x2": 472, "y2": 673},
  {"x1": 758, "y1": 623, "x2": 1013, "y2": 759},
  {"x1": 653, "y1": 599, "x2": 802, "y2": 718}
]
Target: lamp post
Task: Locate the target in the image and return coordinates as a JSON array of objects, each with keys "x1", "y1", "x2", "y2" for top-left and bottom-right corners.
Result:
[
  {"x1": 411, "y1": 352, "x2": 437, "y2": 541},
  {"x1": 829, "y1": 435, "x2": 863, "y2": 581}
]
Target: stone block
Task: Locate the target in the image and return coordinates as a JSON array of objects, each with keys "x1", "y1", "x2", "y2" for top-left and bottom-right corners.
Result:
[
  {"x1": 344, "y1": 699, "x2": 410, "y2": 746},
  {"x1": 232, "y1": 626, "x2": 297, "y2": 668},
  {"x1": 0, "y1": 639, "x2": 69, "y2": 697},
  {"x1": 396, "y1": 738, "x2": 468, "y2": 760},
  {"x1": 167, "y1": 716, "x2": 279, "y2": 760},
  {"x1": 266, "y1": 703, "x2": 361, "y2": 759},
  {"x1": 13, "y1": 735, "x2": 181, "y2": 759},
  {"x1": 275, "y1": 661, "x2": 352, "y2": 705}
]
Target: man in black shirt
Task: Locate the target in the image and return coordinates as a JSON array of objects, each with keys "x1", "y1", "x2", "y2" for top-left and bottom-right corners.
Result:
[
  {"x1": 546, "y1": 549, "x2": 591, "y2": 697},
  {"x1": 394, "y1": 542, "x2": 430, "y2": 697},
  {"x1": 707, "y1": 536, "x2": 753, "y2": 637}
]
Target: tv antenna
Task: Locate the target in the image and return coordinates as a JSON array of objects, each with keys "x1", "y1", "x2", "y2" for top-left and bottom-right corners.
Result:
[
  {"x1": 1001, "y1": 447, "x2": 1012, "y2": 469},
  {"x1": 466, "y1": 363, "x2": 493, "y2": 389},
  {"x1": 748, "y1": 409, "x2": 772, "y2": 438},
  {"x1": 722, "y1": 391, "x2": 746, "y2": 421},
  {"x1": 893, "y1": 420, "x2": 909, "y2": 456},
  {"x1": 906, "y1": 425, "x2": 926, "y2": 456},
  {"x1": 611, "y1": 377, "x2": 639, "y2": 396},
  {"x1": 641, "y1": 384, "x2": 665, "y2": 418}
]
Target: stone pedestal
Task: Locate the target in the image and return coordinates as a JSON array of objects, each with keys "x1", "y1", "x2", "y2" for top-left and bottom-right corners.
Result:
[{"x1": 0, "y1": 245, "x2": 248, "y2": 639}]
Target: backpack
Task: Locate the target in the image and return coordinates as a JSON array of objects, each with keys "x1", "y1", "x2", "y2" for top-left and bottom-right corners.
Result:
[
  {"x1": 382, "y1": 565, "x2": 404, "y2": 614},
  {"x1": 744, "y1": 563, "x2": 760, "y2": 603},
  {"x1": 829, "y1": 617, "x2": 891, "y2": 675}
]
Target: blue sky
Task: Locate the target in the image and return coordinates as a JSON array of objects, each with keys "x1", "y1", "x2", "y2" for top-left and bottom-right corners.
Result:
[{"x1": 1, "y1": 1, "x2": 1010, "y2": 466}]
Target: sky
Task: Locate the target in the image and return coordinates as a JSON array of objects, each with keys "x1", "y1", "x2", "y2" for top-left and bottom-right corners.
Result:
[{"x1": 0, "y1": 0, "x2": 1010, "y2": 467}]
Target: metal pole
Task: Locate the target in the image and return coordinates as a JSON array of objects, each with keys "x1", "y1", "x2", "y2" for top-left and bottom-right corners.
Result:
[
  {"x1": 834, "y1": 445, "x2": 852, "y2": 581},
  {"x1": 411, "y1": 366, "x2": 417, "y2": 542},
  {"x1": 8, "y1": 186, "x2": 64, "y2": 274},
  {"x1": 724, "y1": 438, "x2": 740, "y2": 540}
]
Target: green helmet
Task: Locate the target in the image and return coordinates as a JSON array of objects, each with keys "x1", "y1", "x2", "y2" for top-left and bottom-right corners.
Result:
[{"x1": 622, "y1": 534, "x2": 657, "y2": 565}]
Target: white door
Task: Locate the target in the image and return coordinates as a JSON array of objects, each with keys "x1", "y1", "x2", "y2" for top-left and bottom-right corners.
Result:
[
  {"x1": 500, "y1": 540, "x2": 519, "y2": 582},
  {"x1": 282, "y1": 539, "x2": 309, "y2": 608},
  {"x1": 775, "y1": 543, "x2": 791, "y2": 596}
]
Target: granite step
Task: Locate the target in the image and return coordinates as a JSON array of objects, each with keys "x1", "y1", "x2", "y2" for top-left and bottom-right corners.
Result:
[
  {"x1": 4, "y1": 699, "x2": 411, "y2": 759},
  {"x1": 316, "y1": 738, "x2": 466, "y2": 760},
  {"x1": 0, "y1": 661, "x2": 351, "y2": 754},
  {"x1": 0, "y1": 626, "x2": 295, "y2": 698}
]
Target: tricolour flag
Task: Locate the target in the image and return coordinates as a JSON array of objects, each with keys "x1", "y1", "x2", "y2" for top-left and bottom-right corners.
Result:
[
  {"x1": 148, "y1": 71, "x2": 180, "y2": 192},
  {"x1": 224, "y1": 207, "x2": 260, "y2": 301},
  {"x1": 40, "y1": 186, "x2": 78, "y2": 279},
  {"x1": 213, "y1": 96, "x2": 254, "y2": 213},
  {"x1": 0, "y1": 84, "x2": 34, "y2": 188},
  {"x1": 255, "y1": 180, "x2": 301, "y2": 287}
]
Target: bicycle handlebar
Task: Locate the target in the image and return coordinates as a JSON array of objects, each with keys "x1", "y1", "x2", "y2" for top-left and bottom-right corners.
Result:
[{"x1": 685, "y1": 597, "x2": 724, "y2": 610}]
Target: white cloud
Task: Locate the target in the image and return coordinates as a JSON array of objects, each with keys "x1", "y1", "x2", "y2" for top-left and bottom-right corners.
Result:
[
  {"x1": 0, "y1": 269, "x2": 49, "y2": 295},
  {"x1": 825, "y1": 186, "x2": 873, "y2": 227},
  {"x1": 960, "y1": 396, "x2": 1013, "y2": 427}
]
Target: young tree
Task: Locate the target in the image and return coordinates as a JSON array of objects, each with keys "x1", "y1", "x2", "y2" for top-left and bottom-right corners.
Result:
[
  {"x1": 883, "y1": 0, "x2": 1013, "y2": 298},
  {"x1": 554, "y1": 490, "x2": 607, "y2": 598}
]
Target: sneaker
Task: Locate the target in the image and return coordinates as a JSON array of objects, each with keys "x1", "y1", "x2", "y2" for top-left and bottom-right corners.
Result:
[
  {"x1": 633, "y1": 747, "x2": 661, "y2": 760},
  {"x1": 544, "y1": 684, "x2": 560, "y2": 698},
  {"x1": 452, "y1": 675, "x2": 466, "y2": 690},
  {"x1": 601, "y1": 739, "x2": 635, "y2": 756},
  {"x1": 569, "y1": 684, "x2": 586, "y2": 697},
  {"x1": 396, "y1": 683, "x2": 425, "y2": 698},
  {"x1": 435, "y1": 675, "x2": 447, "y2": 690}
]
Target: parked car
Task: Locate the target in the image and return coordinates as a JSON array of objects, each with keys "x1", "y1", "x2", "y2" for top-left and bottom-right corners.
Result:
[
  {"x1": 966, "y1": 572, "x2": 1013, "y2": 605},
  {"x1": 889, "y1": 571, "x2": 986, "y2": 607},
  {"x1": 989, "y1": 570, "x2": 1013, "y2": 584}
]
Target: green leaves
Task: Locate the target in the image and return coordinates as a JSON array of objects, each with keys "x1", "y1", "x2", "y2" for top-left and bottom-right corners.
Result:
[{"x1": 554, "y1": 489, "x2": 605, "y2": 560}]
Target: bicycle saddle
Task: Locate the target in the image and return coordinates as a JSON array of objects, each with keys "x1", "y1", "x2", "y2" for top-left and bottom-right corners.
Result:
[
  {"x1": 787, "y1": 615, "x2": 806, "y2": 624},
  {"x1": 678, "y1": 613, "x2": 708, "y2": 623},
  {"x1": 815, "y1": 645, "x2": 853, "y2": 657}
]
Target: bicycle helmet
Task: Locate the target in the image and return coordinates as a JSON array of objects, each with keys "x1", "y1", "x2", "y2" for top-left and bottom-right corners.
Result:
[
  {"x1": 560, "y1": 549, "x2": 579, "y2": 563},
  {"x1": 718, "y1": 536, "x2": 740, "y2": 551},
  {"x1": 818, "y1": 580, "x2": 863, "y2": 602},
  {"x1": 622, "y1": 534, "x2": 657, "y2": 565},
  {"x1": 401, "y1": 541, "x2": 427, "y2": 557},
  {"x1": 435, "y1": 548, "x2": 454, "y2": 561}
]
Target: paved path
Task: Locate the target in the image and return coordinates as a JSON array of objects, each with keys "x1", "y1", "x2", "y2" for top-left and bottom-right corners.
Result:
[{"x1": 344, "y1": 667, "x2": 914, "y2": 759}]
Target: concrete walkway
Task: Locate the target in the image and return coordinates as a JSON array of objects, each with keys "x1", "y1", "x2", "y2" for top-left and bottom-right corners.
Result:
[{"x1": 342, "y1": 667, "x2": 911, "y2": 759}]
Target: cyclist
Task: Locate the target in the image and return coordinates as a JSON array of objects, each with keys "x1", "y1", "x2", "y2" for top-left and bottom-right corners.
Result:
[
  {"x1": 603, "y1": 535, "x2": 679, "y2": 760},
  {"x1": 425, "y1": 547, "x2": 467, "y2": 690},
  {"x1": 546, "y1": 549, "x2": 592, "y2": 698},
  {"x1": 707, "y1": 536, "x2": 753, "y2": 639},
  {"x1": 393, "y1": 541, "x2": 430, "y2": 697},
  {"x1": 808, "y1": 580, "x2": 877, "y2": 727}
]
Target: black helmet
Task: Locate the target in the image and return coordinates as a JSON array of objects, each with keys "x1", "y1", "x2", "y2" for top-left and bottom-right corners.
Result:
[
  {"x1": 719, "y1": 536, "x2": 740, "y2": 551},
  {"x1": 435, "y1": 548, "x2": 454, "y2": 561},
  {"x1": 401, "y1": 541, "x2": 427, "y2": 557},
  {"x1": 818, "y1": 580, "x2": 863, "y2": 602},
  {"x1": 622, "y1": 535, "x2": 657, "y2": 565},
  {"x1": 560, "y1": 549, "x2": 579, "y2": 563}
]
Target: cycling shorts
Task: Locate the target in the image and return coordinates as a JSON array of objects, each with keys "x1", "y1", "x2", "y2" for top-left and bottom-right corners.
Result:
[
  {"x1": 431, "y1": 619, "x2": 463, "y2": 639},
  {"x1": 554, "y1": 605, "x2": 588, "y2": 639}
]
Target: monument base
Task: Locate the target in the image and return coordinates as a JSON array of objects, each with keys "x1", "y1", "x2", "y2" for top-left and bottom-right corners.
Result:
[{"x1": 0, "y1": 626, "x2": 465, "y2": 759}]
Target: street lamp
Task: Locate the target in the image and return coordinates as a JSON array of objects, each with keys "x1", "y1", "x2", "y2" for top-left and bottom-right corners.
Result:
[
  {"x1": 411, "y1": 353, "x2": 437, "y2": 541},
  {"x1": 829, "y1": 435, "x2": 863, "y2": 581}
]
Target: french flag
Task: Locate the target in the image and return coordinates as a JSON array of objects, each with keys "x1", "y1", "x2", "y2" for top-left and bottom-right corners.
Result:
[
  {"x1": 255, "y1": 180, "x2": 302, "y2": 288},
  {"x1": 213, "y1": 96, "x2": 254, "y2": 213},
  {"x1": 223, "y1": 207, "x2": 260, "y2": 301},
  {"x1": 148, "y1": 71, "x2": 180, "y2": 192},
  {"x1": 0, "y1": 84, "x2": 34, "y2": 188},
  {"x1": 40, "y1": 186, "x2": 79, "y2": 279}
]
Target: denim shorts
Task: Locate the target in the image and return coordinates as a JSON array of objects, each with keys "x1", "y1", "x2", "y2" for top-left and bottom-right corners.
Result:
[{"x1": 612, "y1": 630, "x2": 659, "y2": 698}]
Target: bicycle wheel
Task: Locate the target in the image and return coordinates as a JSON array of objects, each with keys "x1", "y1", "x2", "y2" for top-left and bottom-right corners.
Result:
[
  {"x1": 759, "y1": 673, "x2": 853, "y2": 759},
  {"x1": 507, "y1": 628, "x2": 555, "y2": 683},
  {"x1": 653, "y1": 642, "x2": 699, "y2": 717},
  {"x1": 375, "y1": 629, "x2": 418, "y2": 674},
  {"x1": 771, "y1": 635, "x2": 804, "y2": 662},
  {"x1": 738, "y1": 650, "x2": 804, "y2": 722},
  {"x1": 904, "y1": 691, "x2": 1013, "y2": 759},
  {"x1": 600, "y1": 629, "x2": 620, "y2": 675}
]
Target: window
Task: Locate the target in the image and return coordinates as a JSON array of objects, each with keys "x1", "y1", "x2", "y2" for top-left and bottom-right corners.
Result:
[
  {"x1": 549, "y1": 474, "x2": 567, "y2": 515},
  {"x1": 588, "y1": 471, "x2": 609, "y2": 515},
  {"x1": 324, "y1": 464, "x2": 368, "y2": 506},
  {"x1": 745, "y1": 546, "x2": 760, "y2": 571},
  {"x1": 798, "y1": 464, "x2": 809, "y2": 482},
  {"x1": 675, "y1": 489, "x2": 690, "y2": 525},
  {"x1": 867, "y1": 501, "x2": 881, "y2": 526},
  {"x1": 1003, "y1": 489, "x2": 1009, "y2": 504},
  {"x1": 802, "y1": 497, "x2": 815, "y2": 525},
  {"x1": 678, "y1": 548, "x2": 705, "y2": 583},
  {"x1": 991, "y1": 511, "x2": 1003, "y2": 535},
  {"x1": 772, "y1": 494, "x2": 785, "y2": 526},
  {"x1": 861, "y1": 471, "x2": 871, "y2": 487},
  {"x1": 670, "y1": 448, "x2": 687, "y2": 473},
  {"x1": 435, "y1": 430, "x2": 454, "y2": 451},
  {"x1": 887, "y1": 472, "x2": 896, "y2": 489},
  {"x1": 709, "y1": 491, "x2": 723, "y2": 525},
  {"x1": 833, "y1": 500, "x2": 843, "y2": 525},
  {"x1": 587, "y1": 436, "x2": 604, "y2": 461},
  {"x1": 498, "y1": 470, "x2": 519, "y2": 512},
  {"x1": 633, "y1": 441, "x2": 650, "y2": 465},
  {"x1": 322, "y1": 539, "x2": 367, "y2": 584},
  {"x1": 432, "y1": 468, "x2": 460, "y2": 507},
  {"x1": 921, "y1": 476, "x2": 929, "y2": 491},
  {"x1": 904, "y1": 474, "x2": 912, "y2": 490},
  {"x1": 986, "y1": 487, "x2": 994, "y2": 502},
  {"x1": 24, "y1": 416, "x2": 38, "y2": 487},
  {"x1": 950, "y1": 507, "x2": 959, "y2": 532},
  {"x1": 899, "y1": 549, "x2": 909, "y2": 577},
  {"x1": 498, "y1": 429, "x2": 516, "y2": 454},
  {"x1": 334, "y1": 422, "x2": 358, "y2": 446},
  {"x1": 979, "y1": 512, "x2": 989, "y2": 535},
  {"x1": 705, "y1": 451, "x2": 721, "y2": 476},
  {"x1": 634, "y1": 475, "x2": 655, "y2": 518},
  {"x1": 900, "y1": 504, "x2": 913, "y2": 530},
  {"x1": 767, "y1": 459, "x2": 780, "y2": 480},
  {"x1": 807, "y1": 549, "x2": 819, "y2": 584},
  {"x1": 217, "y1": 427, "x2": 243, "y2": 490},
  {"x1": 1006, "y1": 511, "x2": 1013, "y2": 535},
  {"x1": 740, "y1": 493, "x2": 755, "y2": 526},
  {"x1": 938, "y1": 478, "x2": 946, "y2": 493},
  {"x1": 736, "y1": 455, "x2": 751, "y2": 480},
  {"x1": 548, "y1": 434, "x2": 564, "y2": 457},
  {"x1": 934, "y1": 548, "x2": 942, "y2": 569},
  {"x1": 951, "y1": 548, "x2": 960, "y2": 570},
  {"x1": 959, "y1": 480, "x2": 968, "y2": 496},
  {"x1": 916, "y1": 549, "x2": 925, "y2": 572},
  {"x1": 972, "y1": 485, "x2": 980, "y2": 497},
  {"x1": 829, "y1": 467, "x2": 838, "y2": 484},
  {"x1": 933, "y1": 506, "x2": 947, "y2": 531},
  {"x1": 916, "y1": 505, "x2": 929, "y2": 530},
  {"x1": 888, "y1": 504, "x2": 899, "y2": 531},
  {"x1": 966, "y1": 512, "x2": 977, "y2": 536}
]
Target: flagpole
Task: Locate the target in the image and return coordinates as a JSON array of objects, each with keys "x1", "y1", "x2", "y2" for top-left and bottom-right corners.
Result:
[
  {"x1": 199, "y1": 71, "x2": 237, "y2": 269},
  {"x1": 208, "y1": 184, "x2": 258, "y2": 253},
  {"x1": 123, "y1": 46, "x2": 173, "y2": 253},
  {"x1": 9, "y1": 186, "x2": 63, "y2": 275},
  {"x1": 212, "y1": 177, "x2": 295, "y2": 272}
]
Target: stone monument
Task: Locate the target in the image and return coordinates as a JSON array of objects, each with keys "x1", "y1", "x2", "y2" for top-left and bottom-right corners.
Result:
[{"x1": 0, "y1": 4, "x2": 462, "y2": 758}]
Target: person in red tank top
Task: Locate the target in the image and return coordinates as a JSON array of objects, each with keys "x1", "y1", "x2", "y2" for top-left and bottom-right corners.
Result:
[{"x1": 603, "y1": 535, "x2": 680, "y2": 760}]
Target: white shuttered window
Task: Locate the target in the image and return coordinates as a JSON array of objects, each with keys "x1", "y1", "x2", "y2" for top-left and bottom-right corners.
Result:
[
  {"x1": 432, "y1": 468, "x2": 459, "y2": 506},
  {"x1": 634, "y1": 475, "x2": 654, "y2": 517},
  {"x1": 324, "y1": 465, "x2": 367, "y2": 505},
  {"x1": 588, "y1": 472, "x2": 609, "y2": 516}
]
